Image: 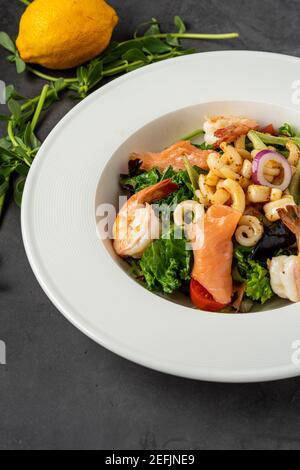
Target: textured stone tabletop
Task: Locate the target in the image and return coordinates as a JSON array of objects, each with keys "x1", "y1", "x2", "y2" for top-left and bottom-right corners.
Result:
[{"x1": 1, "y1": 0, "x2": 300, "y2": 450}]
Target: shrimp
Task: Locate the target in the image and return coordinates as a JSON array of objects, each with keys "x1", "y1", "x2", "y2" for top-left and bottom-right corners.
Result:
[
  {"x1": 203, "y1": 115, "x2": 258, "y2": 147},
  {"x1": 269, "y1": 206, "x2": 300, "y2": 302},
  {"x1": 130, "y1": 141, "x2": 211, "y2": 172},
  {"x1": 113, "y1": 179, "x2": 178, "y2": 258}
]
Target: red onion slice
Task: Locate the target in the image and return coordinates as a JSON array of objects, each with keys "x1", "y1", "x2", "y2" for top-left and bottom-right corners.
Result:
[{"x1": 252, "y1": 150, "x2": 292, "y2": 191}]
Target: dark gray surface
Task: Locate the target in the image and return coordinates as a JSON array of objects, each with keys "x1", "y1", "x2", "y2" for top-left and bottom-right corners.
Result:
[{"x1": 1, "y1": 0, "x2": 300, "y2": 451}]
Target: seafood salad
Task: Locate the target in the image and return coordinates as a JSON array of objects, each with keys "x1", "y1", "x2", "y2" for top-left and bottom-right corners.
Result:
[{"x1": 112, "y1": 116, "x2": 300, "y2": 313}]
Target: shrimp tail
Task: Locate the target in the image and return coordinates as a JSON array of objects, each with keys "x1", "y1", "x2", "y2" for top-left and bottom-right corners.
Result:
[
  {"x1": 278, "y1": 206, "x2": 300, "y2": 237},
  {"x1": 214, "y1": 123, "x2": 258, "y2": 147},
  {"x1": 138, "y1": 179, "x2": 178, "y2": 204},
  {"x1": 132, "y1": 141, "x2": 210, "y2": 172}
]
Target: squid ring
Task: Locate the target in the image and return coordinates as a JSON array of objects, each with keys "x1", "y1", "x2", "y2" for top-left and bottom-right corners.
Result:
[{"x1": 235, "y1": 215, "x2": 264, "y2": 247}]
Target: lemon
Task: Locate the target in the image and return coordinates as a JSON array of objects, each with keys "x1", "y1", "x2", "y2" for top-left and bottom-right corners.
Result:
[{"x1": 16, "y1": 0, "x2": 119, "y2": 70}]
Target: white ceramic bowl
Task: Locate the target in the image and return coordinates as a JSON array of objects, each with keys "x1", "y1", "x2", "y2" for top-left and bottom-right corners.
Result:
[{"x1": 22, "y1": 51, "x2": 300, "y2": 382}]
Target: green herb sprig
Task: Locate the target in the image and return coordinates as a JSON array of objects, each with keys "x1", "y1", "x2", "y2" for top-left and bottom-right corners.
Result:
[
  {"x1": 0, "y1": 32, "x2": 26, "y2": 74},
  {"x1": 0, "y1": 80, "x2": 67, "y2": 216},
  {"x1": 0, "y1": 14, "x2": 239, "y2": 222},
  {"x1": 12, "y1": 17, "x2": 239, "y2": 98}
]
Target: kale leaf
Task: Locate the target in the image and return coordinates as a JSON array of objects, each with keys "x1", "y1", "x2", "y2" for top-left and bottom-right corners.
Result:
[
  {"x1": 234, "y1": 246, "x2": 274, "y2": 304},
  {"x1": 140, "y1": 228, "x2": 192, "y2": 294},
  {"x1": 120, "y1": 168, "x2": 160, "y2": 193}
]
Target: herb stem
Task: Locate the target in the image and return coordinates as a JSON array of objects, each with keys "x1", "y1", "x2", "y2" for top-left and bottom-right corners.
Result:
[
  {"x1": 104, "y1": 60, "x2": 143, "y2": 76},
  {"x1": 7, "y1": 120, "x2": 18, "y2": 147},
  {"x1": 181, "y1": 129, "x2": 204, "y2": 141},
  {"x1": 156, "y1": 32, "x2": 239, "y2": 40},
  {"x1": 0, "y1": 15, "x2": 240, "y2": 226},
  {"x1": 26, "y1": 66, "x2": 58, "y2": 82},
  {"x1": 21, "y1": 98, "x2": 39, "y2": 111},
  {"x1": 0, "y1": 186, "x2": 8, "y2": 220},
  {"x1": 0, "y1": 194, "x2": 5, "y2": 219},
  {"x1": 21, "y1": 95, "x2": 45, "y2": 111},
  {"x1": 31, "y1": 84, "x2": 49, "y2": 132},
  {"x1": 27, "y1": 56, "x2": 162, "y2": 85},
  {"x1": 124, "y1": 32, "x2": 239, "y2": 46},
  {"x1": 26, "y1": 65, "x2": 77, "y2": 84},
  {"x1": 21, "y1": 83, "x2": 68, "y2": 111},
  {"x1": 19, "y1": 0, "x2": 30, "y2": 5},
  {"x1": 101, "y1": 49, "x2": 184, "y2": 79},
  {"x1": 25, "y1": 31, "x2": 239, "y2": 84}
]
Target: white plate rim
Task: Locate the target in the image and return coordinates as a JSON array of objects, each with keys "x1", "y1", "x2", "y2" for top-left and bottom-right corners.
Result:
[{"x1": 21, "y1": 50, "x2": 300, "y2": 383}]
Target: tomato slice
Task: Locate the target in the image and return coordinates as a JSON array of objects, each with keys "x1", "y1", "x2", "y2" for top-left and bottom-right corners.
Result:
[
  {"x1": 260, "y1": 124, "x2": 277, "y2": 135},
  {"x1": 190, "y1": 279, "x2": 227, "y2": 312}
]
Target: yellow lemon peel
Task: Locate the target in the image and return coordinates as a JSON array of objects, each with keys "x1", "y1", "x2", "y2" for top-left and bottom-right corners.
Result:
[{"x1": 16, "y1": 0, "x2": 119, "y2": 70}]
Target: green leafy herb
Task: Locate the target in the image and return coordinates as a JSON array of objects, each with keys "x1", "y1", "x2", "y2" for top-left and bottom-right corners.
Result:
[
  {"x1": 5, "y1": 84, "x2": 24, "y2": 102},
  {"x1": 0, "y1": 32, "x2": 16, "y2": 54},
  {"x1": 1, "y1": 16, "x2": 239, "y2": 98},
  {"x1": 140, "y1": 227, "x2": 192, "y2": 294},
  {"x1": 0, "y1": 31, "x2": 26, "y2": 74},
  {"x1": 0, "y1": 174, "x2": 9, "y2": 197},
  {"x1": 183, "y1": 157, "x2": 200, "y2": 192},
  {"x1": 273, "y1": 247, "x2": 297, "y2": 258},
  {"x1": 161, "y1": 184, "x2": 193, "y2": 207},
  {"x1": 174, "y1": 16, "x2": 187, "y2": 34},
  {"x1": 245, "y1": 262, "x2": 274, "y2": 304},
  {"x1": 127, "y1": 258, "x2": 145, "y2": 280},
  {"x1": 279, "y1": 122, "x2": 295, "y2": 138},
  {"x1": 195, "y1": 142, "x2": 214, "y2": 151},
  {"x1": 15, "y1": 55, "x2": 26, "y2": 74},
  {"x1": 289, "y1": 159, "x2": 300, "y2": 204},
  {"x1": 120, "y1": 168, "x2": 160, "y2": 193},
  {"x1": 14, "y1": 176, "x2": 26, "y2": 207},
  {"x1": 234, "y1": 247, "x2": 274, "y2": 304},
  {"x1": 0, "y1": 82, "x2": 68, "y2": 218},
  {"x1": 8, "y1": 98, "x2": 21, "y2": 119},
  {"x1": 164, "y1": 167, "x2": 194, "y2": 204},
  {"x1": 0, "y1": 15, "x2": 238, "y2": 223},
  {"x1": 142, "y1": 18, "x2": 161, "y2": 37},
  {"x1": 120, "y1": 164, "x2": 197, "y2": 207}
]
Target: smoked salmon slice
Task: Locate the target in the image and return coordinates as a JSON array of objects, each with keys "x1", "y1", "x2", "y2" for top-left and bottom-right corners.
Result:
[
  {"x1": 192, "y1": 205, "x2": 241, "y2": 305},
  {"x1": 131, "y1": 141, "x2": 211, "y2": 172}
]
